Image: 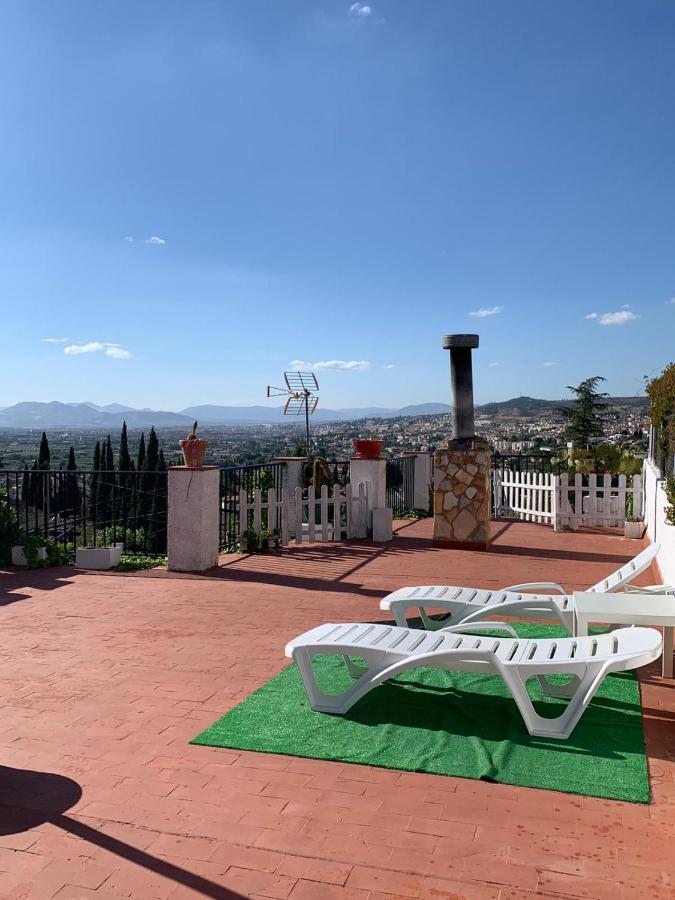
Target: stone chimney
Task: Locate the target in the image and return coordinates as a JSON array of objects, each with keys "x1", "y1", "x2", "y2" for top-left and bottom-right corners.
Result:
[{"x1": 433, "y1": 333, "x2": 491, "y2": 550}]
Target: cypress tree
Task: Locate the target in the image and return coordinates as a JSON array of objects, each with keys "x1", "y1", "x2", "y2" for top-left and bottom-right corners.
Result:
[
  {"x1": 119, "y1": 422, "x2": 133, "y2": 473},
  {"x1": 136, "y1": 433, "x2": 146, "y2": 472},
  {"x1": 34, "y1": 432, "x2": 51, "y2": 511},
  {"x1": 64, "y1": 446, "x2": 80, "y2": 513},
  {"x1": 38, "y1": 432, "x2": 50, "y2": 469},
  {"x1": 91, "y1": 441, "x2": 101, "y2": 525},
  {"x1": 140, "y1": 428, "x2": 159, "y2": 527},
  {"x1": 118, "y1": 422, "x2": 133, "y2": 529},
  {"x1": 146, "y1": 427, "x2": 159, "y2": 471},
  {"x1": 98, "y1": 436, "x2": 115, "y2": 525}
]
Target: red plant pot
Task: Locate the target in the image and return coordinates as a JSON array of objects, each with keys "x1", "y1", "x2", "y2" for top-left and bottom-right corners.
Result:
[
  {"x1": 352, "y1": 439, "x2": 384, "y2": 460},
  {"x1": 179, "y1": 438, "x2": 208, "y2": 467}
]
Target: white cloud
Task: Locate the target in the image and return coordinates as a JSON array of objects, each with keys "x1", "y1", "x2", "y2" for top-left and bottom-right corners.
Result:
[
  {"x1": 598, "y1": 310, "x2": 639, "y2": 326},
  {"x1": 124, "y1": 236, "x2": 134, "y2": 242},
  {"x1": 349, "y1": 2, "x2": 372, "y2": 16},
  {"x1": 382, "y1": 364, "x2": 395, "y2": 370},
  {"x1": 64, "y1": 341, "x2": 132, "y2": 359},
  {"x1": 145, "y1": 235, "x2": 166, "y2": 245},
  {"x1": 542, "y1": 361, "x2": 556, "y2": 367},
  {"x1": 585, "y1": 312, "x2": 598, "y2": 320},
  {"x1": 469, "y1": 305, "x2": 503, "y2": 318},
  {"x1": 290, "y1": 359, "x2": 370, "y2": 371},
  {"x1": 666, "y1": 297, "x2": 675, "y2": 305},
  {"x1": 488, "y1": 362, "x2": 499, "y2": 368},
  {"x1": 42, "y1": 337, "x2": 69, "y2": 343},
  {"x1": 105, "y1": 345, "x2": 132, "y2": 359},
  {"x1": 620, "y1": 304, "x2": 631, "y2": 309}
]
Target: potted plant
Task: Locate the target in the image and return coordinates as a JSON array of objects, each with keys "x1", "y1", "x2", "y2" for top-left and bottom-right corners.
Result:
[
  {"x1": 240, "y1": 528, "x2": 259, "y2": 554},
  {"x1": 624, "y1": 516, "x2": 643, "y2": 539},
  {"x1": 179, "y1": 421, "x2": 208, "y2": 468},
  {"x1": 12, "y1": 536, "x2": 48, "y2": 567},
  {"x1": 352, "y1": 438, "x2": 384, "y2": 459}
]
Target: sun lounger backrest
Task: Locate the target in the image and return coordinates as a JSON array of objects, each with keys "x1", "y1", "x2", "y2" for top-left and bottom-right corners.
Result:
[{"x1": 589, "y1": 542, "x2": 659, "y2": 593}]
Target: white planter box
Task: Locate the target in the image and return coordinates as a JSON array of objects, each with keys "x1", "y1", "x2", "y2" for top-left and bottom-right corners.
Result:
[
  {"x1": 76, "y1": 546, "x2": 123, "y2": 570},
  {"x1": 624, "y1": 521, "x2": 643, "y2": 539},
  {"x1": 11, "y1": 545, "x2": 47, "y2": 566}
]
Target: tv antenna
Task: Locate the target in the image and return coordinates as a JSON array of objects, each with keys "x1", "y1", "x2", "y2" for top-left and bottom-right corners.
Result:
[{"x1": 266, "y1": 371, "x2": 320, "y2": 456}]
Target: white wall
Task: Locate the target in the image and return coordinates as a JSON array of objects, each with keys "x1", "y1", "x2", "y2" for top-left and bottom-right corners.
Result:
[{"x1": 643, "y1": 459, "x2": 675, "y2": 586}]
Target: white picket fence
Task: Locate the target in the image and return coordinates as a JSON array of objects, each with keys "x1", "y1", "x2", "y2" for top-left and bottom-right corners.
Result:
[
  {"x1": 493, "y1": 469, "x2": 643, "y2": 531},
  {"x1": 492, "y1": 470, "x2": 557, "y2": 525},
  {"x1": 239, "y1": 483, "x2": 369, "y2": 547},
  {"x1": 556, "y1": 472, "x2": 643, "y2": 531}
]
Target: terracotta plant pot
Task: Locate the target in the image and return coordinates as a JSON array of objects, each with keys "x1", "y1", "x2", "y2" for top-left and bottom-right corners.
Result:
[
  {"x1": 352, "y1": 439, "x2": 384, "y2": 460},
  {"x1": 179, "y1": 438, "x2": 208, "y2": 467}
]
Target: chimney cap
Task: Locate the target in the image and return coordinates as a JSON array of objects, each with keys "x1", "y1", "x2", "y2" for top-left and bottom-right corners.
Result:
[{"x1": 442, "y1": 334, "x2": 479, "y2": 350}]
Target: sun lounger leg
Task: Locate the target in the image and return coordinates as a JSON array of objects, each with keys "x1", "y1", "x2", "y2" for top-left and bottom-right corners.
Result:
[
  {"x1": 536, "y1": 673, "x2": 582, "y2": 699},
  {"x1": 292, "y1": 648, "x2": 385, "y2": 715},
  {"x1": 419, "y1": 608, "x2": 454, "y2": 630},
  {"x1": 506, "y1": 663, "x2": 607, "y2": 739}
]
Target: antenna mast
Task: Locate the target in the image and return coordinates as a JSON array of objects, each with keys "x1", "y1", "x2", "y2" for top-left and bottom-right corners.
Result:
[{"x1": 265, "y1": 371, "x2": 320, "y2": 457}]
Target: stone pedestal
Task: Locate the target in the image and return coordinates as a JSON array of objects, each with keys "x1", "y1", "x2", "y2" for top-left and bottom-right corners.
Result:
[
  {"x1": 433, "y1": 438, "x2": 491, "y2": 551},
  {"x1": 168, "y1": 466, "x2": 220, "y2": 572}
]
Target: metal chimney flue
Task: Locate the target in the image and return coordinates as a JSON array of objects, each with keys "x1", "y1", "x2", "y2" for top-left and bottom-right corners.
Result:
[{"x1": 442, "y1": 333, "x2": 479, "y2": 441}]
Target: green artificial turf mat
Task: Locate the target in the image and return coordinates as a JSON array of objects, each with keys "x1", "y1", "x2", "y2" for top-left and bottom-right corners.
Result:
[{"x1": 192, "y1": 624, "x2": 649, "y2": 802}]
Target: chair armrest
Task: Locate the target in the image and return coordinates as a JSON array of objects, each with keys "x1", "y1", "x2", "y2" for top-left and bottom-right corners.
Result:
[
  {"x1": 440, "y1": 621, "x2": 519, "y2": 639},
  {"x1": 502, "y1": 582, "x2": 567, "y2": 595},
  {"x1": 623, "y1": 584, "x2": 675, "y2": 595}
]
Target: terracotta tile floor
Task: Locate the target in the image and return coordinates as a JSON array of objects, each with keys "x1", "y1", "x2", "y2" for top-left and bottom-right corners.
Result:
[{"x1": 0, "y1": 519, "x2": 674, "y2": 899}]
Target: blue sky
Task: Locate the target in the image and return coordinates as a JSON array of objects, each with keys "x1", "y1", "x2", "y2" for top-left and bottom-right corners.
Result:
[{"x1": 1, "y1": 0, "x2": 674, "y2": 411}]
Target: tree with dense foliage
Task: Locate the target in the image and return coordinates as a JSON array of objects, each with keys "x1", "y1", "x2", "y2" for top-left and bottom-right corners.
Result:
[
  {"x1": 646, "y1": 362, "x2": 675, "y2": 472},
  {"x1": 646, "y1": 362, "x2": 675, "y2": 523},
  {"x1": 559, "y1": 376, "x2": 608, "y2": 447}
]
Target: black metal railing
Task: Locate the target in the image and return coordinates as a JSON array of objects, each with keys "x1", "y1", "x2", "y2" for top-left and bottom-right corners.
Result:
[
  {"x1": 0, "y1": 469, "x2": 168, "y2": 558},
  {"x1": 490, "y1": 452, "x2": 566, "y2": 476},
  {"x1": 219, "y1": 462, "x2": 284, "y2": 551},
  {"x1": 330, "y1": 461, "x2": 351, "y2": 487},
  {"x1": 386, "y1": 456, "x2": 416, "y2": 516}
]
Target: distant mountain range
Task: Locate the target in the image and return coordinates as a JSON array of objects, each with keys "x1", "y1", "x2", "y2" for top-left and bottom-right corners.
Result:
[{"x1": 0, "y1": 395, "x2": 648, "y2": 430}]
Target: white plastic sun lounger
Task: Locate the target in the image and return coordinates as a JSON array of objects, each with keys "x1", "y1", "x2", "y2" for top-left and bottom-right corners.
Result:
[
  {"x1": 380, "y1": 542, "x2": 660, "y2": 634},
  {"x1": 286, "y1": 622, "x2": 662, "y2": 739}
]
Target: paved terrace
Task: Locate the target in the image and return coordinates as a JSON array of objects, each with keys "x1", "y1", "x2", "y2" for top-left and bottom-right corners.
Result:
[{"x1": 0, "y1": 520, "x2": 673, "y2": 900}]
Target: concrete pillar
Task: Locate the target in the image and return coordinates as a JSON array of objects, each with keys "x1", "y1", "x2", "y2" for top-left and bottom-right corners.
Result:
[
  {"x1": 272, "y1": 457, "x2": 306, "y2": 495},
  {"x1": 405, "y1": 451, "x2": 433, "y2": 512},
  {"x1": 349, "y1": 458, "x2": 387, "y2": 511},
  {"x1": 167, "y1": 466, "x2": 220, "y2": 572},
  {"x1": 349, "y1": 457, "x2": 390, "y2": 539}
]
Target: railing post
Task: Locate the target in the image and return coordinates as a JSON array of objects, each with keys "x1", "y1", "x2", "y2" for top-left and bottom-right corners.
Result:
[
  {"x1": 272, "y1": 457, "x2": 305, "y2": 535},
  {"x1": 404, "y1": 451, "x2": 433, "y2": 512},
  {"x1": 167, "y1": 466, "x2": 220, "y2": 572}
]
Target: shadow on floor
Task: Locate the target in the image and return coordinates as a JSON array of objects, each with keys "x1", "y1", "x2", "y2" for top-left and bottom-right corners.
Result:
[{"x1": 0, "y1": 766, "x2": 245, "y2": 899}]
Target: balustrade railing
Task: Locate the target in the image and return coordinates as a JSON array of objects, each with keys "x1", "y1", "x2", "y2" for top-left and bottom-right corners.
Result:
[{"x1": 0, "y1": 469, "x2": 168, "y2": 557}]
